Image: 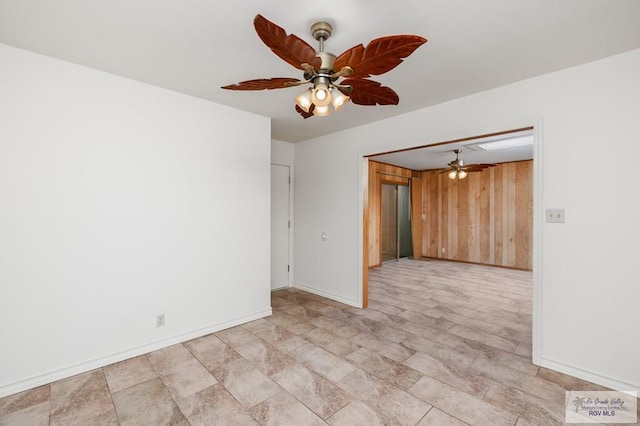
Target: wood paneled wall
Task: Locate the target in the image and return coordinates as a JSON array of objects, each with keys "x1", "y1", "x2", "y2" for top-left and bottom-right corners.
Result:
[
  {"x1": 367, "y1": 161, "x2": 423, "y2": 267},
  {"x1": 421, "y1": 160, "x2": 533, "y2": 269}
]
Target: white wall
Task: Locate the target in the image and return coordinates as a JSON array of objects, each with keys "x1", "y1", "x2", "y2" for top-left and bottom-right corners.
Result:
[
  {"x1": 294, "y1": 49, "x2": 640, "y2": 391},
  {"x1": 0, "y1": 44, "x2": 272, "y2": 397},
  {"x1": 271, "y1": 139, "x2": 295, "y2": 166}
]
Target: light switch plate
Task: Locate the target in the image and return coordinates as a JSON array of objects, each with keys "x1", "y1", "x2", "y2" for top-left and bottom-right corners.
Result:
[{"x1": 546, "y1": 208, "x2": 565, "y2": 223}]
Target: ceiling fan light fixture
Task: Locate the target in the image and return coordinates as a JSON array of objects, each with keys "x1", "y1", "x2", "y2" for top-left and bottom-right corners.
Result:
[
  {"x1": 448, "y1": 170, "x2": 458, "y2": 180},
  {"x1": 458, "y1": 170, "x2": 468, "y2": 179},
  {"x1": 295, "y1": 89, "x2": 313, "y2": 113},
  {"x1": 331, "y1": 88, "x2": 350, "y2": 111},
  {"x1": 311, "y1": 78, "x2": 332, "y2": 107},
  {"x1": 312, "y1": 104, "x2": 331, "y2": 116}
]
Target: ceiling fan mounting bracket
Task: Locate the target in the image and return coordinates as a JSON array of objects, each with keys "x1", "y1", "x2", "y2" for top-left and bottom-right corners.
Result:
[{"x1": 311, "y1": 21, "x2": 332, "y2": 42}]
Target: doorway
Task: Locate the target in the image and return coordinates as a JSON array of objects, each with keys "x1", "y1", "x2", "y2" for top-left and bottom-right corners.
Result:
[
  {"x1": 271, "y1": 164, "x2": 290, "y2": 290},
  {"x1": 381, "y1": 183, "x2": 413, "y2": 262}
]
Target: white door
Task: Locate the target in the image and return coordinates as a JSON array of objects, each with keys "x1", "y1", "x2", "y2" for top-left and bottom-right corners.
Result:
[{"x1": 271, "y1": 164, "x2": 290, "y2": 290}]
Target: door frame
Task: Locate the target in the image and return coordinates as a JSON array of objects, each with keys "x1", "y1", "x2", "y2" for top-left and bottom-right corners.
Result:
[
  {"x1": 271, "y1": 163, "x2": 294, "y2": 289},
  {"x1": 360, "y1": 122, "x2": 543, "y2": 366}
]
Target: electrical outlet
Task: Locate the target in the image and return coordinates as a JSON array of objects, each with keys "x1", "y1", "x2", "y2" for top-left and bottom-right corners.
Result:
[
  {"x1": 546, "y1": 208, "x2": 565, "y2": 223},
  {"x1": 156, "y1": 313, "x2": 165, "y2": 327},
  {"x1": 441, "y1": 247, "x2": 446, "y2": 254}
]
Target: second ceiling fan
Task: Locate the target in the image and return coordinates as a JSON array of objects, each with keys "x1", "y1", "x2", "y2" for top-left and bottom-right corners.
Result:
[
  {"x1": 441, "y1": 149, "x2": 496, "y2": 180},
  {"x1": 222, "y1": 15, "x2": 427, "y2": 118}
]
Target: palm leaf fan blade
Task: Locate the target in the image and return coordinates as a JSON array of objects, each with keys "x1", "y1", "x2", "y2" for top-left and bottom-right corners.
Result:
[
  {"x1": 253, "y1": 14, "x2": 321, "y2": 71},
  {"x1": 221, "y1": 78, "x2": 301, "y2": 90},
  {"x1": 343, "y1": 78, "x2": 399, "y2": 106},
  {"x1": 334, "y1": 35, "x2": 427, "y2": 78}
]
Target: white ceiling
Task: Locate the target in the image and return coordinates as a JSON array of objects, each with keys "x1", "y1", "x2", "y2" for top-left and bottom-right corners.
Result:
[
  {"x1": 1, "y1": 1, "x2": 639, "y2": 143},
  {"x1": 369, "y1": 130, "x2": 534, "y2": 171}
]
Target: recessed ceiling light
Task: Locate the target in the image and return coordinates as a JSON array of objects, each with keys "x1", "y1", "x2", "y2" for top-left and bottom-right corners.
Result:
[{"x1": 475, "y1": 135, "x2": 534, "y2": 151}]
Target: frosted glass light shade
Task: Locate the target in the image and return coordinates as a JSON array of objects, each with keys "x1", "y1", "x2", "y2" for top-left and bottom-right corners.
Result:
[
  {"x1": 313, "y1": 105, "x2": 331, "y2": 116},
  {"x1": 448, "y1": 170, "x2": 457, "y2": 179},
  {"x1": 331, "y1": 88, "x2": 350, "y2": 111},
  {"x1": 311, "y1": 83, "x2": 332, "y2": 107},
  {"x1": 458, "y1": 170, "x2": 468, "y2": 179},
  {"x1": 295, "y1": 89, "x2": 313, "y2": 113}
]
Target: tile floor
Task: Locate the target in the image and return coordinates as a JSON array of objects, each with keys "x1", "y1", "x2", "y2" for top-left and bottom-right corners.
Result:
[{"x1": 1, "y1": 259, "x2": 637, "y2": 425}]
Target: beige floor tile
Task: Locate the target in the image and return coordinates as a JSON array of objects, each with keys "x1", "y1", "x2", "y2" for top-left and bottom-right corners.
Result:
[
  {"x1": 292, "y1": 344, "x2": 357, "y2": 382},
  {"x1": 111, "y1": 378, "x2": 184, "y2": 426},
  {"x1": 0, "y1": 401, "x2": 49, "y2": 426},
  {"x1": 337, "y1": 369, "x2": 430, "y2": 424},
  {"x1": 214, "y1": 358, "x2": 281, "y2": 408},
  {"x1": 103, "y1": 355, "x2": 157, "y2": 393},
  {"x1": 536, "y1": 367, "x2": 610, "y2": 391},
  {"x1": 376, "y1": 387, "x2": 432, "y2": 424},
  {"x1": 482, "y1": 383, "x2": 565, "y2": 425},
  {"x1": 240, "y1": 318, "x2": 273, "y2": 333},
  {"x1": 447, "y1": 324, "x2": 519, "y2": 353},
  {"x1": 0, "y1": 384, "x2": 49, "y2": 417},
  {"x1": 404, "y1": 351, "x2": 493, "y2": 397},
  {"x1": 455, "y1": 339, "x2": 539, "y2": 376},
  {"x1": 252, "y1": 323, "x2": 309, "y2": 352},
  {"x1": 352, "y1": 331, "x2": 416, "y2": 363},
  {"x1": 326, "y1": 400, "x2": 387, "y2": 425},
  {"x1": 176, "y1": 384, "x2": 258, "y2": 426},
  {"x1": 147, "y1": 344, "x2": 217, "y2": 400},
  {"x1": 183, "y1": 333, "x2": 242, "y2": 374},
  {"x1": 417, "y1": 408, "x2": 469, "y2": 425},
  {"x1": 403, "y1": 335, "x2": 476, "y2": 369},
  {"x1": 215, "y1": 325, "x2": 261, "y2": 349},
  {"x1": 234, "y1": 338, "x2": 297, "y2": 377},
  {"x1": 468, "y1": 358, "x2": 565, "y2": 403},
  {"x1": 409, "y1": 376, "x2": 518, "y2": 426},
  {"x1": 50, "y1": 369, "x2": 118, "y2": 426},
  {"x1": 266, "y1": 311, "x2": 317, "y2": 335},
  {"x1": 338, "y1": 369, "x2": 391, "y2": 400},
  {"x1": 302, "y1": 327, "x2": 361, "y2": 357},
  {"x1": 310, "y1": 316, "x2": 361, "y2": 339},
  {"x1": 272, "y1": 363, "x2": 351, "y2": 419},
  {"x1": 347, "y1": 347, "x2": 423, "y2": 391},
  {"x1": 250, "y1": 391, "x2": 326, "y2": 426}
]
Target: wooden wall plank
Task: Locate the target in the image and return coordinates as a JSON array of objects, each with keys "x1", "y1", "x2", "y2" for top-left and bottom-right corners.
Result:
[
  {"x1": 506, "y1": 163, "x2": 517, "y2": 267},
  {"x1": 478, "y1": 168, "x2": 491, "y2": 263},
  {"x1": 489, "y1": 167, "x2": 496, "y2": 265},
  {"x1": 457, "y1": 177, "x2": 469, "y2": 261},
  {"x1": 515, "y1": 161, "x2": 533, "y2": 269},
  {"x1": 493, "y1": 165, "x2": 504, "y2": 265},
  {"x1": 420, "y1": 160, "x2": 532, "y2": 270},
  {"x1": 411, "y1": 177, "x2": 424, "y2": 260}
]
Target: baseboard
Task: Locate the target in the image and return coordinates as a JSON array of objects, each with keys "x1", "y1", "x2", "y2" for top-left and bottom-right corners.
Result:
[
  {"x1": 421, "y1": 256, "x2": 533, "y2": 272},
  {"x1": 540, "y1": 356, "x2": 640, "y2": 392},
  {"x1": 293, "y1": 282, "x2": 361, "y2": 308},
  {"x1": 0, "y1": 308, "x2": 272, "y2": 399}
]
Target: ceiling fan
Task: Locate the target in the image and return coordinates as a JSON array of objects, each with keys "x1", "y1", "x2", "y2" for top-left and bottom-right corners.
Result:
[
  {"x1": 441, "y1": 149, "x2": 496, "y2": 180},
  {"x1": 222, "y1": 15, "x2": 427, "y2": 118}
]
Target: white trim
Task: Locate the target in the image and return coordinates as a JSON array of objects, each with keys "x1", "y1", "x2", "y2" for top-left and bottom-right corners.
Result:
[
  {"x1": 540, "y1": 356, "x2": 640, "y2": 392},
  {"x1": 532, "y1": 118, "x2": 545, "y2": 366},
  {"x1": 288, "y1": 164, "x2": 294, "y2": 288},
  {"x1": 0, "y1": 308, "x2": 272, "y2": 398},
  {"x1": 294, "y1": 282, "x2": 360, "y2": 308},
  {"x1": 357, "y1": 153, "x2": 368, "y2": 308}
]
